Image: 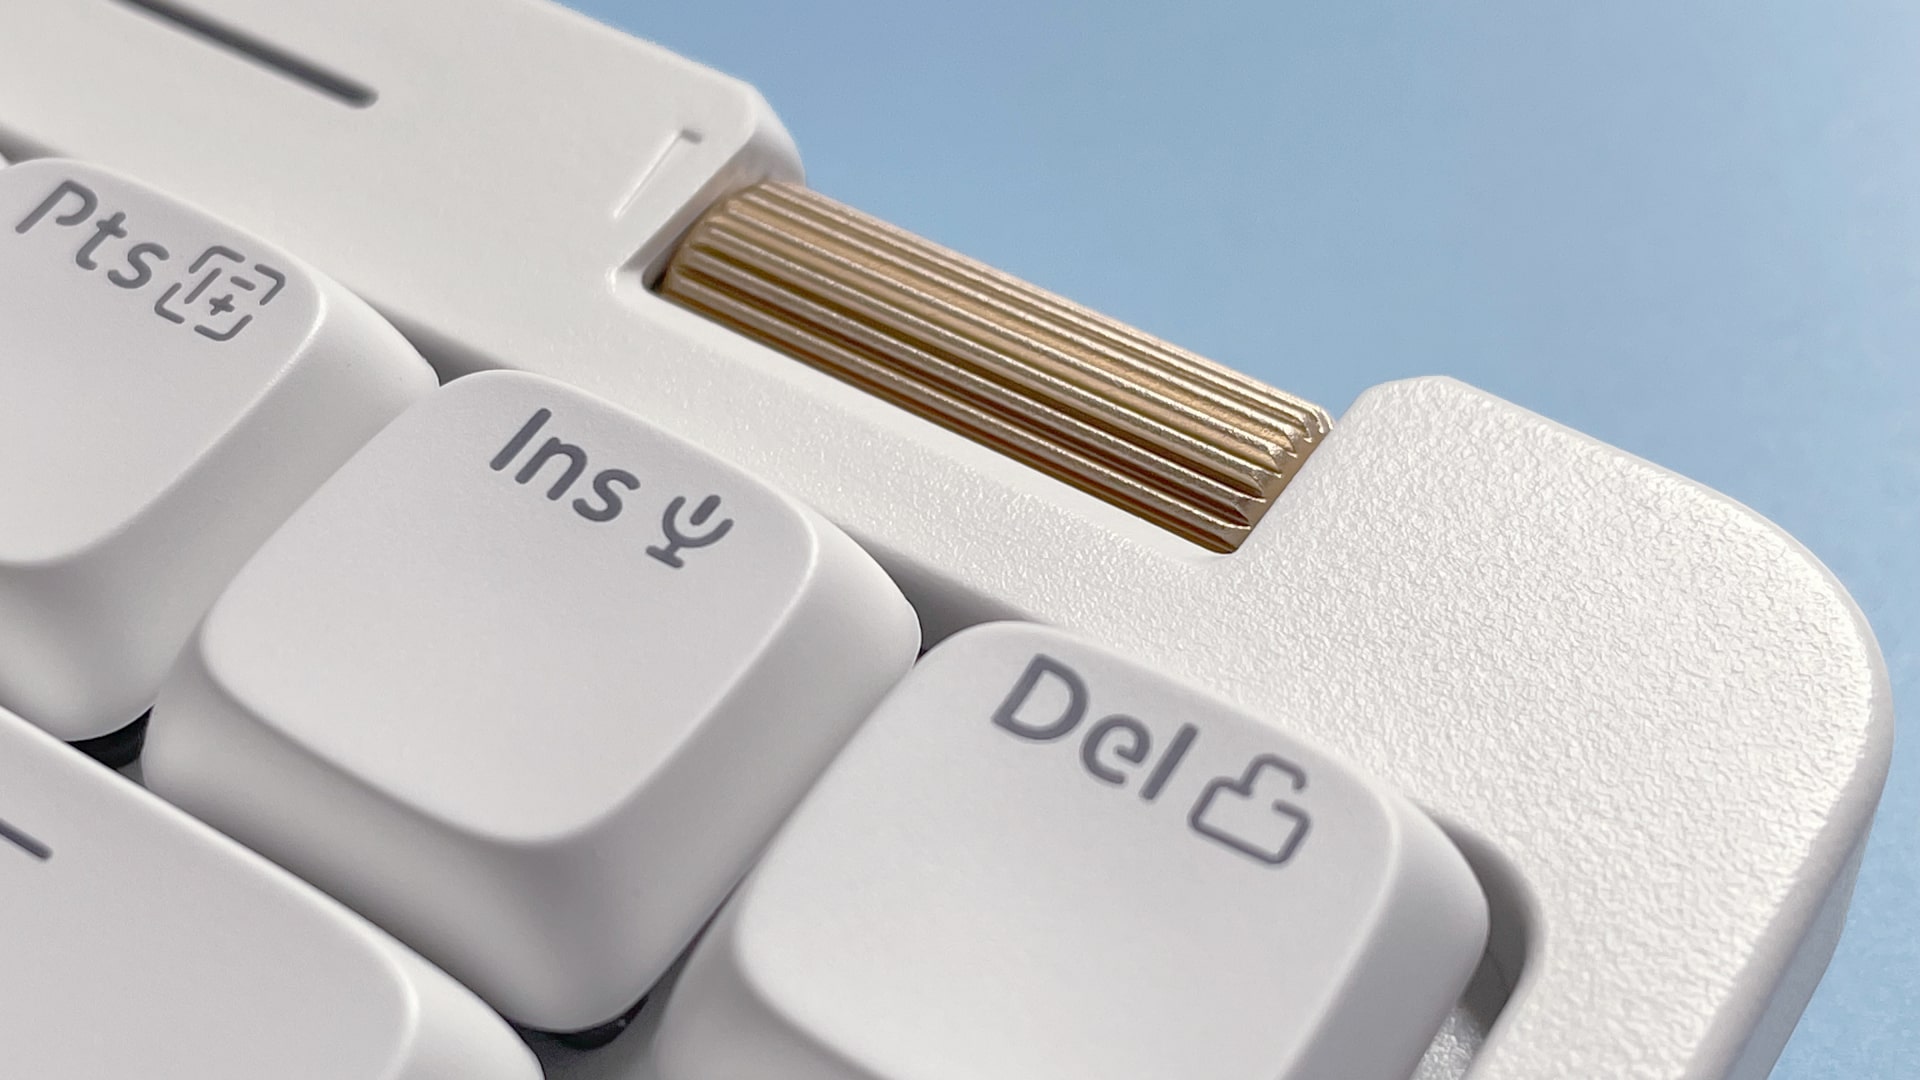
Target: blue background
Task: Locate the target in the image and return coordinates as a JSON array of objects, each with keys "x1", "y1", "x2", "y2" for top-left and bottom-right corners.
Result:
[{"x1": 571, "y1": 3, "x2": 1917, "y2": 1075}]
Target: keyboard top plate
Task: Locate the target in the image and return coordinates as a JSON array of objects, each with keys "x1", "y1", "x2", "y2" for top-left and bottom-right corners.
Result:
[{"x1": 598, "y1": 4, "x2": 1920, "y2": 1075}]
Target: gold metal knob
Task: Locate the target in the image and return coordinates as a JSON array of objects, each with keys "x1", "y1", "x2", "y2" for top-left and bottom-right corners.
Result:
[{"x1": 659, "y1": 182, "x2": 1329, "y2": 553}]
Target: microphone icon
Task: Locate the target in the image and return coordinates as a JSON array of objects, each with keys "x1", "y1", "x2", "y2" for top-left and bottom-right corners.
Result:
[{"x1": 647, "y1": 494, "x2": 734, "y2": 568}]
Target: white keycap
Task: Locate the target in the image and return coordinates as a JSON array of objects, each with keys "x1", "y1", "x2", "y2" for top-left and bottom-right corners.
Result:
[
  {"x1": 0, "y1": 706, "x2": 539, "y2": 1080},
  {"x1": 144, "y1": 370, "x2": 921, "y2": 1033},
  {"x1": 654, "y1": 621, "x2": 1490, "y2": 1080},
  {"x1": 0, "y1": 158, "x2": 437, "y2": 741}
]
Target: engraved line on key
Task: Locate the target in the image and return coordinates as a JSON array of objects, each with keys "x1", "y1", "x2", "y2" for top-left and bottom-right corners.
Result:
[
  {"x1": 113, "y1": 0, "x2": 378, "y2": 108},
  {"x1": 0, "y1": 815, "x2": 51, "y2": 861}
]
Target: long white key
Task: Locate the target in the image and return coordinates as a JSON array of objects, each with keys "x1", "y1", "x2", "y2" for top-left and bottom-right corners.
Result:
[
  {"x1": 144, "y1": 370, "x2": 921, "y2": 1034},
  {"x1": 0, "y1": 707, "x2": 539, "y2": 1080},
  {"x1": 654, "y1": 621, "x2": 1489, "y2": 1080},
  {"x1": 0, "y1": 158, "x2": 437, "y2": 744}
]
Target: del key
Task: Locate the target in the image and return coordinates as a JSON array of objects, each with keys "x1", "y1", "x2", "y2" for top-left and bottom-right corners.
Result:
[
  {"x1": 655, "y1": 622, "x2": 1490, "y2": 1080},
  {"x1": 144, "y1": 371, "x2": 921, "y2": 1036}
]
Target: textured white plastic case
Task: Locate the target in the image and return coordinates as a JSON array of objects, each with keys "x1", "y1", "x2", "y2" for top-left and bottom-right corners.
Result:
[{"x1": 0, "y1": 3, "x2": 1891, "y2": 1079}]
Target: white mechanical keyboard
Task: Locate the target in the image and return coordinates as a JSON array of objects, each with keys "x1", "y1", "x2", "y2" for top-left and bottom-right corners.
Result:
[{"x1": 0, "y1": 3, "x2": 1894, "y2": 1079}]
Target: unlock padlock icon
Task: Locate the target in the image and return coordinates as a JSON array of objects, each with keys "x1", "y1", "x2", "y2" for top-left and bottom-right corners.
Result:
[{"x1": 1188, "y1": 754, "x2": 1312, "y2": 866}]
